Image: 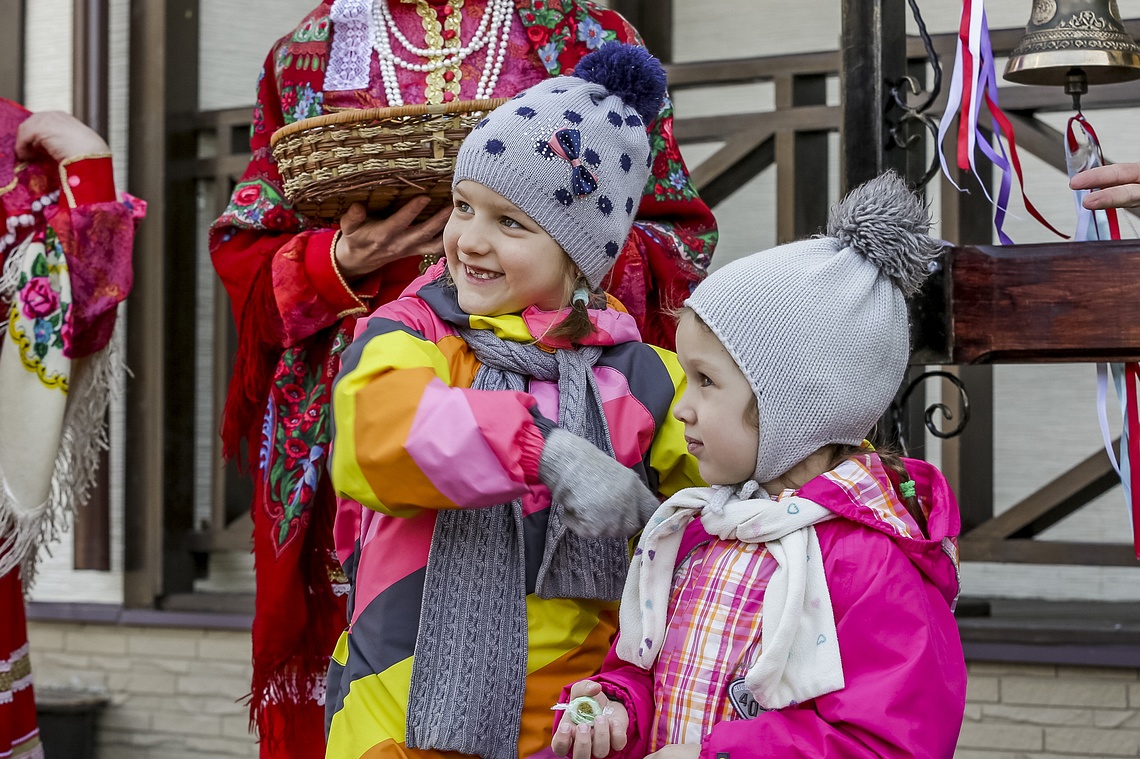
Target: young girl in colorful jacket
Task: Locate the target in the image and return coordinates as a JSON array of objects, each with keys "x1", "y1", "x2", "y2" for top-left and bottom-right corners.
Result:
[
  {"x1": 327, "y1": 46, "x2": 701, "y2": 759},
  {"x1": 553, "y1": 173, "x2": 967, "y2": 759}
]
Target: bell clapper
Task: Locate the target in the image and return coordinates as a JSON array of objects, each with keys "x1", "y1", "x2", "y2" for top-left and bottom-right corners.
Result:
[{"x1": 1065, "y1": 68, "x2": 1089, "y2": 112}]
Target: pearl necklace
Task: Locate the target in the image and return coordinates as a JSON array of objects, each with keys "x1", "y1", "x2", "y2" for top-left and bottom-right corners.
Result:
[{"x1": 372, "y1": 0, "x2": 513, "y2": 106}]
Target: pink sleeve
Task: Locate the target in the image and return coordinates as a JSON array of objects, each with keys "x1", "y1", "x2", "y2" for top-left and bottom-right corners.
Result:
[
  {"x1": 700, "y1": 522, "x2": 966, "y2": 759},
  {"x1": 554, "y1": 637, "x2": 656, "y2": 759}
]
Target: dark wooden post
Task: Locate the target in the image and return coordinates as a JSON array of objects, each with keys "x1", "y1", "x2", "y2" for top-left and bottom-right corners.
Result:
[
  {"x1": 125, "y1": 0, "x2": 200, "y2": 606},
  {"x1": 0, "y1": 0, "x2": 24, "y2": 103},
  {"x1": 610, "y1": 0, "x2": 672, "y2": 62},
  {"x1": 940, "y1": 146, "x2": 995, "y2": 533},
  {"x1": 840, "y1": 0, "x2": 909, "y2": 190},
  {"x1": 71, "y1": 0, "x2": 113, "y2": 572},
  {"x1": 841, "y1": 0, "x2": 937, "y2": 455},
  {"x1": 776, "y1": 74, "x2": 829, "y2": 243}
]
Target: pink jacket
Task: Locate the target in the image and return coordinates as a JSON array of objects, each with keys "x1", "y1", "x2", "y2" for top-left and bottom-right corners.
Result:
[{"x1": 577, "y1": 456, "x2": 966, "y2": 759}]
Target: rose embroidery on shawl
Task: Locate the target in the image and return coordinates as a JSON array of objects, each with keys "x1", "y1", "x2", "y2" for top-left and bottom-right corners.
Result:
[
  {"x1": 20, "y1": 277, "x2": 59, "y2": 320},
  {"x1": 222, "y1": 179, "x2": 289, "y2": 230},
  {"x1": 234, "y1": 185, "x2": 262, "y2": 207},
  {"x1": 8, "y1": 230, "x2": 71, "y2": 390},
  {"x1": 260, "y1": 331, "x2": 347, "y2": 555}
]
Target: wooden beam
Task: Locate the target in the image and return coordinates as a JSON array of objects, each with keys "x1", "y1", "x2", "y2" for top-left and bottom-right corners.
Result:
[
  {"x1": 673, "y1": 105, "x2": 839, "y2": 143},
  {"x1": 951, "y1": 240, "x2": 1140, "y2": 364},
  {"x1": 775, "y1": 74, "x2": 830, "y2": 244},
  {"x1": 965, "y1": 440, "x2": 1121, "y2": 541},
  {"x1": 690, "y1": 130, "x2": 774, "y2": 209},
  {"x1": 937, "y1": 141, "x2": 995, "y2": 530},
  {"x1": 0, "y1": 0, "x2": 24, "y2": 103},
  {"x1": 70, "y1": 0, "x2": 112, "y2": 572},
  {"x1": 124, "y1": 0, "x2": 200, "y2": 607},
  {"x1": 840, "y1": 0, "x2": 909, "y2": 190},
  {"x1": 610, "y1": 0, "x2": 672, "y2": 63},
  {"x1": 960, "y1": 538, "x2": 1137, "y2": 567}
]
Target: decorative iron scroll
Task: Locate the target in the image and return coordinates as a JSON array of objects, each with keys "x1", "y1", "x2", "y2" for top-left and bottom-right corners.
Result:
[
  {"x1": 885, "y1": 0, "x2": 943, "y2": 188},
  {"x1": 888, "y1": 370, "x2": 970, "y2": 456}
]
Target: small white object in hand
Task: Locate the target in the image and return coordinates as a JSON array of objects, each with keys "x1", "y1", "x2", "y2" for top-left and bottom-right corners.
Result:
[{"x1": 550, "y1": 695, "x2": 604, "y2": 725}]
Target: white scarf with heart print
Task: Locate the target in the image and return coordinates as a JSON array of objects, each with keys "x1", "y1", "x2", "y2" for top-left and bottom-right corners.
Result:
[{"x1": 616, "y1": 482, "x2": 846, "y2": 711}]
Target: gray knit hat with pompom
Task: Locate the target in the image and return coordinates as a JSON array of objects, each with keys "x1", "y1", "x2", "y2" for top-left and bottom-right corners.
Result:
[{"x1": 685, "y1": 171, "x2": 943, "y2": 484}]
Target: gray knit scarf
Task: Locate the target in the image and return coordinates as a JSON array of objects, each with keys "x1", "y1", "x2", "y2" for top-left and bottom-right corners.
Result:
[{"x1": 405, "y1": 326, "x2": 631, "y2": 759}]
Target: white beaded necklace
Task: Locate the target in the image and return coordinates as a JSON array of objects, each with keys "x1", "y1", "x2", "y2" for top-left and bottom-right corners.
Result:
[{"x1": 372, "y1": 0, "x2": 513, "y2": 106}]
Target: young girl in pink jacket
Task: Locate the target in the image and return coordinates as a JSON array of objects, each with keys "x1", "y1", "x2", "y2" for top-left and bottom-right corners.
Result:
[{"x1": 551, "y1": 172, "x2": 967, "y2": 759}]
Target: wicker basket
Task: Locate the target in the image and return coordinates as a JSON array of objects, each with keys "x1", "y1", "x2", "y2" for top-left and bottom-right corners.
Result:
[{"x1": 271, "y1": 98, "x2": 509, "y2": 223}]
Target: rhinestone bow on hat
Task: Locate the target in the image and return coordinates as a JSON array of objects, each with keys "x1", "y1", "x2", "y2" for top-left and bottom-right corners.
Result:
[{"x1": 538, "y1": 128, "x2": 599, "y2": 200}]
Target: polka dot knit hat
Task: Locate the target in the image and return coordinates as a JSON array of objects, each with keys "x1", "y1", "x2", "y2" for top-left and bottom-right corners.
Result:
[
  {"x1": 685, "y1": 172, "x2": 945, "y2": 484},
  {"x1": 452, "y1": 44, "x2": 666, "y2": 288}
]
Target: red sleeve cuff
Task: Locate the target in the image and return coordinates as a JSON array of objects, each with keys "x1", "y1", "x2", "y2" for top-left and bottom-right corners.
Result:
[
  {"x1": 59, "y1": 154, "x2": 117, "y2": 207},
  {"x1": 303, "y1": 229, "x2": 371, "y2": 317}
]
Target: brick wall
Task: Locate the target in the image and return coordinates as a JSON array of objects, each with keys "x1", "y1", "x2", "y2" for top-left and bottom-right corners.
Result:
[
  {"x1": 958, "y1": 662, "x2": 1140, "y2": 758},
  {"x1": 25, "y1": 623, "x2": 1140, "y2": 758},
  {"x1": 27, "y1": 621, "x2": 257, "y2": 758}
]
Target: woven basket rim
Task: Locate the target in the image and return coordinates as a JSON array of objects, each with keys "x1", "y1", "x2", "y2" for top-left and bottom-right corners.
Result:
[{"x1": 270, "y1": 98, "x2": 510, "y2": 148}]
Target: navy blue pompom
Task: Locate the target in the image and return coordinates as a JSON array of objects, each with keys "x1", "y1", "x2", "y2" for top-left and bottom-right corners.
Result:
[{"x1": 573, "y1": 44, "x2": 666, "y2": 125}]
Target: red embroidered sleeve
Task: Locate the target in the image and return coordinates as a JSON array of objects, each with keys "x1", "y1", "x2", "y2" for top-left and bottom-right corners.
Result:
[{"x1": 47, "y1": 155, "x2": 144, "y2": 358}]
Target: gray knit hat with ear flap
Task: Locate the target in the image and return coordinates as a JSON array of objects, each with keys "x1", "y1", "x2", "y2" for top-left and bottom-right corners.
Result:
[
  {"x1": 452, "y1": 43, "x2": 665, "y2": 288},
  {"x1": 685, "y1": 171, "x2": 944, "y2": 484}
]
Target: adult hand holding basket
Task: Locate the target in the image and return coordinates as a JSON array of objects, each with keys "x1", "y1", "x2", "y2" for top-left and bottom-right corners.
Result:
[{"x1": 270, "y1": 98, "x2": 508, "y2": 224}]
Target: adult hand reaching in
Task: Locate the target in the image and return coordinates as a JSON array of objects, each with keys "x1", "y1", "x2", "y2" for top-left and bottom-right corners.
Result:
[
  {"x1": 1069, "y1": 162, "x2": 1140, "y2": 210},
  {"x1": 15, "y1": 110, "x2": 110, "y2": 163},
  {"x1": 334, "y1": 196, "x2": 452, "y2": 279}
]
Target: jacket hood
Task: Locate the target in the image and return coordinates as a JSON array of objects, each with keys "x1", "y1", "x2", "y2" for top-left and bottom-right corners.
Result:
[
  {"x1": 404, "y1": 260, "x2": 644, "y2": 348},
  {"x1": 798, "y1": 453, "x2": 962, "y2": 610}
]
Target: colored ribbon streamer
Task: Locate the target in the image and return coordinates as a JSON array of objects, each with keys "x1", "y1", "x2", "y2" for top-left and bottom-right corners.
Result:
[
  {"x1": 1127, "y1": 365, "x2": 1140, "y2": 558},
  {"x1": 1068, "y1": 111, "x2": 1140, "y2": 557},
  {"x1": 936, "y1": 0, "x2": 1067, "y2": 244}
]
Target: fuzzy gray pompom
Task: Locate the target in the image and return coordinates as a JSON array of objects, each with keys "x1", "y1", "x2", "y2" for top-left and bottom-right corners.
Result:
[{"x1": 826, "y1": 171, "x2": 943, "y2": 296}]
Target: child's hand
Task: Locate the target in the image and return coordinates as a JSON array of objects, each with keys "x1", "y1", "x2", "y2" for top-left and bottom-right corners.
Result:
[
  {"x1": 644, "y1": 745, "x2": 700, "y2": 759},
  {"x1": 551, "y1": 680, "x2": 629, "y2": 759},
  {"x1": 15, "y1": 111, "x2": 110, "y2": 163},
  {"x1": 539, "y1": 428, "x2": 659, "y2": 538}
]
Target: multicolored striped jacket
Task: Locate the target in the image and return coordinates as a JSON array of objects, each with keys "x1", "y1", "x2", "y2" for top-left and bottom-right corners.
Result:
[{"x1": 327, "y1": 265, "x2": 702, "y2": 758}]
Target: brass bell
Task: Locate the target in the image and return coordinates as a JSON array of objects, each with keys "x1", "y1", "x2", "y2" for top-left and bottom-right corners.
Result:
[{"x1": 1005, "y1": 0, "x2": 1140, "y2": 108}]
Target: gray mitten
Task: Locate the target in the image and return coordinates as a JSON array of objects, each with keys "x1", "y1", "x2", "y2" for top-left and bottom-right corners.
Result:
[{"x1": 538, "y1": 428, "x2": 659, "y2": 538}]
